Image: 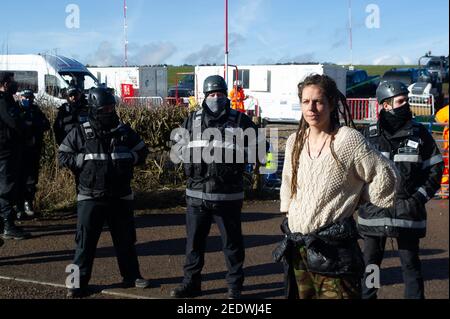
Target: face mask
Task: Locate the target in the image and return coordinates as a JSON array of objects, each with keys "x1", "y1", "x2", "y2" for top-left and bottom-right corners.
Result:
[
  {"x1": 206, "y1": 96, "x2": 228, "y2": 114},
  {"x1": 387, "y1": 103, "x2": 412, "y2": 119},
  {"x1": 21, "y1": 99, "x2": 31, "y2": 108},
  {"x1": 380, "y1": 103, "x2": 412, "y2": 133},
  {"x1": 96, "y1": 112, "x2": 120, "y2": 130}
]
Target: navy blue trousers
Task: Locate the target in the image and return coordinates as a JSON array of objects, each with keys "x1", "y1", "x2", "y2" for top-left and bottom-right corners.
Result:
[{"x1": 183, "y1": 203, "x2": 245, "y2": 290}]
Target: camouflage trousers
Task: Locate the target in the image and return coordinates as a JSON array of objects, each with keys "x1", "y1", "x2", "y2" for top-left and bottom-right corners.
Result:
[{"x1": 291, "y1": 246, "x2": 362, "y2": 299}]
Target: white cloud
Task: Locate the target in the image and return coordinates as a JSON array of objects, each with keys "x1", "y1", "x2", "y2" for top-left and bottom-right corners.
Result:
[
  {"x1": 231, "y1": 0, "x2": 265, "y2": 36},
  {"x1": 183, "y1": 33, "x2": 245, "y2": 65},
  {"x1": 278, "y1": 53, "x2": 316, "y2": 64},
  {"x1": 85, "y1": 41, "x2": 177, "y2": 66},
  {"x1": 183, "y1": 44, "x2": 223, "y2": 65},
  {"x1": 131, "y1": 42, "x2": 177, "y2": 65},
  {"x1": 357, "y1": 35, "x2": 448, "y2": 65},
  {"x1": 7, "y1": 31, "x2": 104, "y2": 55},
  {"x1": 85, "y1": 41, "x2": 122, "y2": 66},
  {"x1": 373, "y1": 55, "x2": 412, "y2": 65}
]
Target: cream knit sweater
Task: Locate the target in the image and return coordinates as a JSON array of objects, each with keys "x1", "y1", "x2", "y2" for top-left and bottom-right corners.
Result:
[{"x1": 280, "y1": 126, "x2": 398, "y2": 235}]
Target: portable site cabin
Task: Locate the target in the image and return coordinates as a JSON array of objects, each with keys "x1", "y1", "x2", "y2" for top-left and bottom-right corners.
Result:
[
  {"x1": 88, "y1": 66, "x2": 168, "y2": 99},
  {"x1": 194, "y1": 64, "x2": 347, "y2": 123},
  {"x1": 0, "y1": 54, "x2": 98, "y2": 107}
]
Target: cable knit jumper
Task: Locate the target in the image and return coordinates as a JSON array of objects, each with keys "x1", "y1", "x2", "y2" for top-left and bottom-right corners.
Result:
[{"x1": 280, "y1": 126, "x2": 398, "y2": 235}]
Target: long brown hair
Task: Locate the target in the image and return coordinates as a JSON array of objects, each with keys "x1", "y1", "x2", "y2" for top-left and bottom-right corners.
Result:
[{"x1": 290, "y1": 74, "x2": 355, "y2": 198}]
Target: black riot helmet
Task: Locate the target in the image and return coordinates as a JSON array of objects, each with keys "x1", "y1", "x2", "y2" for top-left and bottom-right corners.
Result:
[
  {"x1": 88, "y1": 87, "x2": 116, "y2": 115},
  {"x1": 87, "y1": 87, "x2": 120, "y2": 130},
  {"x1": 203, "y1": 75, "x2": 228, "y2": 96},
  {"x1": 376, "y1": 80, "x2": 409, "y2": 104}
]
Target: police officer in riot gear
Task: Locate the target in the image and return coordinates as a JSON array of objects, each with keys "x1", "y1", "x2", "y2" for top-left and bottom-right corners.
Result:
[
  {"x1": 54, "y1": 86, "x2": 89, "y2": 146},
  {"x1": 170, "y1": 75, "x2": 264, "y2": 299},
  {"x1": 358, "y1": 80, "x2": 444, "y2": 299},
  {"x1": 58, "y1": 87, "x2": 150, "y2": 298},
  {"x1": 15, "y1": 89, "x2": 50, "y2": 220},
  {"x1": 0, "y1": 72, "x2": 30, "y2": 240}
]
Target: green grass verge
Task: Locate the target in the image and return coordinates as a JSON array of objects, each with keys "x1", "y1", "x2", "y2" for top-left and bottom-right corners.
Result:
[
  {"x1": 352, "y1": 65, "x2": 418, "y2": 76},
  {"x1": 168, "y1": 65, "x2": 195, "y2": 87}
]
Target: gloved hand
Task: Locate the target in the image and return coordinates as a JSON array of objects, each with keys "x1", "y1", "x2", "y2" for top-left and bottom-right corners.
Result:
[
  {"x1": 411, "y1": 190, "x2": 428, "y2": 206},
  {"x1": 272, "y1": 217, "x2": 291, "y2": 263},
  {"x1": 393, "y1": 195, "x2": 426, "y2": 221},
  {"x1": 280, "y1": 217, "x2": 291, "y2": 235},
  {"x1": 272, "y1": 237, "x2": 290, "y2": 263}
]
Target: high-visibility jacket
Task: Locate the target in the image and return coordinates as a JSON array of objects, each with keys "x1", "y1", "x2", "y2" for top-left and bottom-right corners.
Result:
[
  {"x1": 435, "y1": 105, "x2": 449, "y2": 184},
  {"x1": 229, "y1": 88, "x2": 246, "y2": 113}
]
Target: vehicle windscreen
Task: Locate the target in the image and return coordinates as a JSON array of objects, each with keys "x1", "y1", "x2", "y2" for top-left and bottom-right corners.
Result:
[
  {"x1": 168, "y1": 89, "x2": 191, "y2": 98},
  {"x1": 427, "y1": 61, "x2": 442, "y2": 69},
  {"x1": 382, "y1": 72, "x2": 413, "y2": 85},
  {"x1": 59, "y1": 71, "x2": 98, "y2": 92},
  {"x1": 178, "y1": 75, "x2": 195, "y2": 89}
]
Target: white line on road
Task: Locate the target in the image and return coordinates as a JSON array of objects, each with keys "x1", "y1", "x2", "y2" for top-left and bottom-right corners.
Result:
[
  {"x1": 101, "y1": 290, "x2": 156, "y2": 299},
  {"x1": 0, "y1": 275, "x2": 157, "y2": 299}
]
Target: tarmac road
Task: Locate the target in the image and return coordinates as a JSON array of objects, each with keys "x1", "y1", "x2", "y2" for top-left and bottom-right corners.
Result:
[{"x1": 0, "y1": 199, "x2": 448, "y2": 300}]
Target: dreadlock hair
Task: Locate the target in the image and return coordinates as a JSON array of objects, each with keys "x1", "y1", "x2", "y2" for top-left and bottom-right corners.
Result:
[{"x1": 290, "y1": 74, "x2": 356, "y2": 198}]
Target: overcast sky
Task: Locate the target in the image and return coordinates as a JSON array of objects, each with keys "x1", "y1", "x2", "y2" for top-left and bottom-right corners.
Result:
[{"x1": 1, "y1": 0, "x2": 448, "y2": 66}]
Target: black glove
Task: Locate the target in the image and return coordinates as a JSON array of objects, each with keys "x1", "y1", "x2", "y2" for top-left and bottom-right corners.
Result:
[
  {"x1": 272, "y1": 237, "x2": 290, "y2": 263},
  {"x1": 273, "y1": 217, "x2": 291, "y2": 263},
  {"x1": 280, "y1": 217, "x2": 290, "y2": 235},
  {"x1": 411, "y1": 191, "x2": 428, "y2": 206}
]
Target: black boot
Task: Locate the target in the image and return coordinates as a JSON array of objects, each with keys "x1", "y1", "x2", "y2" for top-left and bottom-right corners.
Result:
[
  {"x1": 0, "y1": 237, "x2": 4, "y2": 247},
  {"x1": 170, "y1": 283, "x2": 202, "y2": 298},
  {"x1": 228, "y1": 288, "x2": 242, "y2": 299},
  {"x1": 67, "y1": 287, "x2": 90, "y2": 299},
  {"x1": 2, "y1": 223, "x2": 31, "y2": 240}
]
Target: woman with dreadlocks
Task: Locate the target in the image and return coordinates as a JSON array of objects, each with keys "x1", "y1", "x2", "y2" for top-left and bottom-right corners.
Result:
[{"x1": 276, "y1": 74, "x2": 398, "y2": 299}]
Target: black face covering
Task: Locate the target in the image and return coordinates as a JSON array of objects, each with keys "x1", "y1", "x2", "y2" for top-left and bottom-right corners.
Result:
[
  {"x1": 203, "y1": 95, "x2": 230, "y2": 121},
  {"x1": 380, "y1": 103, "x2": 413, "y2": 133},
  {"x1": 96, "y1": 112, "x2": 120, "y2": 130}
]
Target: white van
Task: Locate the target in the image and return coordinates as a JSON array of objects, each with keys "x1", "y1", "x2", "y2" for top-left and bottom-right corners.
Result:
[
  {"x1": 0, "y1": 54, "x2": 98, "y2": 107},
  {"x1": 195, "y1": 64, "x2": 347, "y2": 124}
]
